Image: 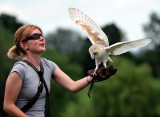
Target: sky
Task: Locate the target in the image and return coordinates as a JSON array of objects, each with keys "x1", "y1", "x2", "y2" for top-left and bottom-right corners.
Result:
[{"x1": 0, "y1": 0, "x2": 159, "y2": 41}]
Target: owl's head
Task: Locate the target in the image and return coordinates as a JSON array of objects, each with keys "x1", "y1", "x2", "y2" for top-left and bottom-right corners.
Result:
[{"x1": 89, "y1": 44, "x2": 105, "y2": 59}]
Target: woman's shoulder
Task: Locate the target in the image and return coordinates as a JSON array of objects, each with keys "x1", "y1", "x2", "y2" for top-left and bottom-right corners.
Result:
[
  {"x1": 40, "y1": 57, "x2": 57, "y2": 68},
  {"x1": 10, "y1": 60, "x2": 29, "y2": 80},
  {"x1": 13, "y1": 60, "x2": 28, "y2": 68}
]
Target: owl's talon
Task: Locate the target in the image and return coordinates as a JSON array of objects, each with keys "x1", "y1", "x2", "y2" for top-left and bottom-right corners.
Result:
[{"x1": 92, "y1": 72, "x2": 97, "y2": 76}]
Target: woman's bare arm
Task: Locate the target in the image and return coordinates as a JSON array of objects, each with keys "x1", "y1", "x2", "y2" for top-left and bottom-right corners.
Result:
[
  {"x1": 53, "y1": 66, "x2": 93, "y2": 93},
  {"x1": 3, "y1": 72, "x2": 28, "y2": 117}
]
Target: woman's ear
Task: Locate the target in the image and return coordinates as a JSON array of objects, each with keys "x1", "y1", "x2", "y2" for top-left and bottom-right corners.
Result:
[{"x1": 20, "y1": 42, "x2": 28, "y2": 51}]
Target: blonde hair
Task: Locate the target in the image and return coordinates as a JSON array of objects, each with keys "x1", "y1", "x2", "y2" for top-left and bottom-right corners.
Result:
[{"x1": 7, "y1": 24, "x2": 42, "y2": 59}]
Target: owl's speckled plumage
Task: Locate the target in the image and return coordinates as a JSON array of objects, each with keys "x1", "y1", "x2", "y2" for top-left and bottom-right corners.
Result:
[{"x1": 68, "y1": 8, "x2": 152, "y2": 74}]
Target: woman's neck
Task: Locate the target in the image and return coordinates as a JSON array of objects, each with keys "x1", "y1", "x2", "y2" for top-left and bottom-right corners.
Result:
[{"x1": 24, "y1": 53, "x2": 41, "y2": 67}]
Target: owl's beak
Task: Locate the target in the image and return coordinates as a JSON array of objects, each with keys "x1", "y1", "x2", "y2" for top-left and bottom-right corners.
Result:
[
  {"x1": 91, "y1": 56, "x2": 94, "y2": 59},
  {"x1": 92, "y1": 55, "x2": 97, "y2": 59},
  {"x1": 90, "y1": 54, "x2": 94, "y2": 59},
  {"x1": 92, "y1": 53, "x2": 98, "y2": 59}
]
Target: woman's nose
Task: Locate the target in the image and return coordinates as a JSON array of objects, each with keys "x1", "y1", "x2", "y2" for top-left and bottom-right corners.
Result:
[{"x1": 40, "y1": 36, "x2": 45, "y2": 41}]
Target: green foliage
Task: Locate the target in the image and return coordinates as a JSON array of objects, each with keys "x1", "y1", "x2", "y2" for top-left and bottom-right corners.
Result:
[
  {"x1": 60, "y1": 88, "x2": 95, "y2": 117},
  {"x1": 143, "y1": 12, "x2": 160, "y2": 49},
  {"x1": 69, "y1": 39, "x2": 95, "y2": 74},
  {"x1": 42, "y1": 49, "x2": 83, "y2": 80},
  {"x1": 142, "y1": 12, "x2": 160, "y2": 77},
  {"x1": 45, "y1": 28, "x2": 84, "y2": 55},
  {"x1": 61, "y1": 56, "x2": 160, "y2": 117},
  {"x1": 0, "y1": 14, "x2": 23, "y2": 116},
  {"x1": 102, "y1": 23, "x2": 126, "y2": 45},
  {"x1": 0, "y1": 13, "x2": 23, "y2": 33},
  {"x1": 0, "y1": 27, "x2": 16, "y2": 117}
]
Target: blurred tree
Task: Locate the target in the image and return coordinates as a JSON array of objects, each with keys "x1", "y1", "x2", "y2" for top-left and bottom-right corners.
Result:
[
  {"x1": 61, "y1": 56, "x2": 160, "y2": 117},
  {"x1": 60, "y1": 87, "x2": 95, "y2": 117},
  {"x1": 0, "y1": 13, "x2": 23, "y2": 116},
  {"x1": 102, "y1": 23, "x2": 134, "y2": 59},
  {"x1": 138, "y1": 47, "x2": 160, "y2": 77},
  {"x1": 0, "y1": 13, "x2": 23, "y2": 33},
  {"x1": 0, "y1": 27, "x2": 16, "y2": 117},
  {"x1": 102, "y1": 23, "x2": 125, "y2": 45},
  {"x1": 141, "y1": 12, "x2": 160, "y2": 77},
  {"x1": 143, "y1": 12, "x2": 160, "y2": 49},
  {"x1": 92, "y1": 57, "x2": 159, "y2": 117},
  {"x1": 69, "y1": 38, "x2": 95, "y2": 74},
  {"x1": 45, "y1": 28, "x2": 84, "y2": 55}
]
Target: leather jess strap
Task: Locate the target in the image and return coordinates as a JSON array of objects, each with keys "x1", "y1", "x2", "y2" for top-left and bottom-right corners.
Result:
[{"x1": 19, "y1": 60, "x2": 49, "y2": 113}]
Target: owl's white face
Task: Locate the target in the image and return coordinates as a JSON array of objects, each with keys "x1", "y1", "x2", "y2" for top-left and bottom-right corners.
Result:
[
  {"x1": 89, "y1": 44, "x2": 105, "y2": 59},
  {"x1": 90, "y1": 51, "x2": 100, "y2": 59}
]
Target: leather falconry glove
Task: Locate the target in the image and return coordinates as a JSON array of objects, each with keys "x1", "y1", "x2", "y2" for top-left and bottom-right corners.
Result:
[{"x1": 87, "y1": 65, "x2": 117, "y2": 98}]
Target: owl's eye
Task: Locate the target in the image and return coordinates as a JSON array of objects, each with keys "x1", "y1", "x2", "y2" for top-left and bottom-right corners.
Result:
[{"x1": 93, "y1": 53, "x2": 97, "y2": 55}]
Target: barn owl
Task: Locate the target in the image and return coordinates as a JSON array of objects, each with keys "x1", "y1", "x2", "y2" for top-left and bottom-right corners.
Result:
[{"x1": 68, "y1": 8, "x2": 152, "y2": 75}]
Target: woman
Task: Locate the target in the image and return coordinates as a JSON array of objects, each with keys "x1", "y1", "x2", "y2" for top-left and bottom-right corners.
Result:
[
  {"x1": 3, "y1": 24, "x2": 116, "y2": 117},
  {"x1": 3, "y1": 24, "x2": 94, "y2": 117}
]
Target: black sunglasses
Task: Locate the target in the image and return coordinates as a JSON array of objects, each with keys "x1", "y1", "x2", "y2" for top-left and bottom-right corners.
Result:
[{"x1": 22, "y1": 33, "x2": 43, "y2": 42}]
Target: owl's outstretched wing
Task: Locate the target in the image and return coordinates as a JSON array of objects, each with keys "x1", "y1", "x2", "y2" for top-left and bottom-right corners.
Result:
[
  {"x1": 68, "y1": 8, "x2": 109, "y2": 47},
  {"x1": 105, "y1": 38, "x2": 152, "y2": 55}
]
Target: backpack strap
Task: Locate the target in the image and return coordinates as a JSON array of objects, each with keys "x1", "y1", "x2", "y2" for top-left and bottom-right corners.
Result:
[{"x1": 19, "y1": 60, "x2": 49, "y2": 112}]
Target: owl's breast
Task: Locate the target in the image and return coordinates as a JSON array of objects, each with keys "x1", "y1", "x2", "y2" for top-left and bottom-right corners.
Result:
[{"x1": 97, "y1": 51, "x2": 109, "y2": 62}]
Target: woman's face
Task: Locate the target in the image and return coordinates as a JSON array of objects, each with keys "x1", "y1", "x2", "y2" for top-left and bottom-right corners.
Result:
[{"x1": 25, "y1": 29, "x2": 46, "y2": 54}]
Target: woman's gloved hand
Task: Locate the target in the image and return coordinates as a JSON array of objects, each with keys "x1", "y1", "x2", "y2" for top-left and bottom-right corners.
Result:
[
  {"x1": 87, "y1": 65, "x2": 117, "y2": 82},
  {"x1": 87, "y1": 66, "x2": 117, "y2": 98}
]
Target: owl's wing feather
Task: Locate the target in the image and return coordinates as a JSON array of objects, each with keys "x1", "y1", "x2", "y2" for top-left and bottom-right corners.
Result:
[
  {"x1": 105, "y1": 39, "x2": 152, "y2": 55},
  {"x1": 68, "y1": 8, "x2": 109, "y2": 46}
]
